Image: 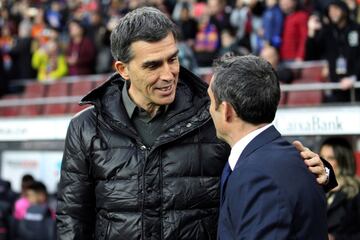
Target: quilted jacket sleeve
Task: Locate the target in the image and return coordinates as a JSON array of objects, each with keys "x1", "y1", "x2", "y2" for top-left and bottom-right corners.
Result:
[{"x1": 56, "y1": 116, "x2": 96, "y2": 240}]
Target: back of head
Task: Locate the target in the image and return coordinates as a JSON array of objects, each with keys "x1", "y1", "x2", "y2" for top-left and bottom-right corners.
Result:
[
  {"x1": 110, "y1": 6, "x2": 178, "y2": 63},
  {"x1": 211, "y1": 54, "x2": 280, "y2": 124}
]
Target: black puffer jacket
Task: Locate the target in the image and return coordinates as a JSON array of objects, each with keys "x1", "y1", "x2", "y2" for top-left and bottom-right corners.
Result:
[{"x1": 57, "y1": 67, "x2": 230, "y2": 240}]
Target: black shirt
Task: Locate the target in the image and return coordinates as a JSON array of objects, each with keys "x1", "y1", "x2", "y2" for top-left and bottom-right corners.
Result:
[{"x1": 121, "y1": 83, "x2": 167, "y2": 147}]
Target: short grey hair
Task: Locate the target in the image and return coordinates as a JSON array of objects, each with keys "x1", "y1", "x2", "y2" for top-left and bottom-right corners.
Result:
[
  {"x1": 211, "y1": 54, "x2": 280, "y2": 124},
  {"x1": 110, "y1": 7, "x2": 179, "y2": 63}
]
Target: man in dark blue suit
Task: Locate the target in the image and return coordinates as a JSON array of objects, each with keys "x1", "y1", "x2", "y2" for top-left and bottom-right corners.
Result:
[{"x1": 208, "y1": 55, "x2": 328, "y2": 239}]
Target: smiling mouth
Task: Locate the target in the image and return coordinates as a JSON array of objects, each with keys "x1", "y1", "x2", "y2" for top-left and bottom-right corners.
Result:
[
  {"x1": 158, "y1": 86, "x2": 172, "y2": 91},
  {"x1": 155, "y1": 84, "x2": 175, "y2": 96}
]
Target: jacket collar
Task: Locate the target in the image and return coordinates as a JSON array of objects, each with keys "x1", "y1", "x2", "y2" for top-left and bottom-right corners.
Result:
[
  {"x1": 233, "y1": 125, "x2": 281, "y2": 170},
  {"x1": 79, "y1": 66, "x2": 210, "y2": 131}
]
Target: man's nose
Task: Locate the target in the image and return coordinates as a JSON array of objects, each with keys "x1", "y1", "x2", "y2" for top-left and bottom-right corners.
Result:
[{"x1": 160, "y1": 63, "x2": 174, "y2": 80}]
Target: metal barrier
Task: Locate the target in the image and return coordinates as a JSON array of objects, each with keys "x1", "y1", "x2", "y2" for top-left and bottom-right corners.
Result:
[{"x1": 0, "y1": 61, "x2": 359, "y2": 108}]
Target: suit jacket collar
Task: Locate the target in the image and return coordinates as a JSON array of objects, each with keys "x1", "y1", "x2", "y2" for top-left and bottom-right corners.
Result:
[{"x1": 234, "y1": 125, "x2": 281, "y2": 170}]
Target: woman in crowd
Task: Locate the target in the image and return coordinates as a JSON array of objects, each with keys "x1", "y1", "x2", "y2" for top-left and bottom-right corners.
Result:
[{"x1": 320, "y1": 137, "x2": 360, "y2": 240}]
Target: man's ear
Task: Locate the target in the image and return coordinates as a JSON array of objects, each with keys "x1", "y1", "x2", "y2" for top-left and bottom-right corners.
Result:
[
  {"x1": 222, "y1": 101, "x2": 236, "y2": 123},
  {"x1": 114, "y1": 61, "x2": 130, "y2": 80}
]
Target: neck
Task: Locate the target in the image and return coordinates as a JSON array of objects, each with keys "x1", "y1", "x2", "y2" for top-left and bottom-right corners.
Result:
[
  {"x1": 145, "y1": 104, "x2": 161, "y2": 118},
  {"x1": 227, "y1": 122, "x2": 268, "y2": 147},
  {"x1": 128, "y1": 88, "x2": 161, "y2": 118}
]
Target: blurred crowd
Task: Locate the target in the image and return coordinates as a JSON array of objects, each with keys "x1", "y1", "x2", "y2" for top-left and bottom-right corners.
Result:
[
  {"x1": 0, "y1": 0, "x2": 360, "y2": 100},
  {"x1": 0, "y1": 174, "x2": 57, "y2": 240}
]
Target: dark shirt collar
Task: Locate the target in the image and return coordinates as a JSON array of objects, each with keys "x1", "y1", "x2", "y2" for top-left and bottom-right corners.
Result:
[
  {"x1": 122, "y1": 81, "x2": 137, "y2": 119},
  {"x1": 121, "y1": 82, "x2": 168, "y2": 121}
]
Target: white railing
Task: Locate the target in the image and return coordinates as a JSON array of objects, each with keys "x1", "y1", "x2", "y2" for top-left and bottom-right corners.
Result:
[{"x1": 1, "y1": 61, "x2": 359, "y2": 108}]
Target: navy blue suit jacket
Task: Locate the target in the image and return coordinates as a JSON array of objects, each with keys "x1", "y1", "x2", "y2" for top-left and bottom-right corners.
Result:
[{"x1": 218, "y1": 126, "x2": 328, "y2": 240}]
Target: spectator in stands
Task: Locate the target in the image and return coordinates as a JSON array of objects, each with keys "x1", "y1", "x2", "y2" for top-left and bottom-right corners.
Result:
[
  {"x1": 66, "y1": 19, "x2": 96, "y2": 75},
  {"x1": 88, "y1": 10, "x2": 113, "y2": 74},
  {"x1": 11, "y1": 11, "x2": 37, "y2": 81},
  {"x1": 342, "y1": 0, "x2": 359, "y2": 22},
  {"x1": 13, "y1": 174, "x2": 34, "y2": 220},
  {"x1": 279, "y1": 0, "x2": 309, "y2": 61},
  {"x1": 306, "y1": 0, "x2": 360, "y2": 102},
  {"x1": 218, "y1": 28, "x2": 250, "y2": 57},
  {"x1": 57, "y1": 7, "x2": 334, "y2": 240},
  {"x1": 12, "y1": 181, "x2": 56, "y2": 240},
  {"x1": 44, "y1": 1, "x2": 66, "y2": 32},
  {"x1": 0, "y1": 179, "x2": 17, "y2": 208},
  {"x1": 230, "y1": 0, "x2": 252, "y2": 51},
  {"x1": 248, "y1": 0, "x2": 266, "y2": 53},
  {"x1": 174, "y1": 2, "x2": 198, "y2": 49},
  {"x1": 32, "y1": 37, "x2": 68, "y2": 82},
  {"x1": 0, "y1": 50, "x2": 6, "y2": 97},
  {"x1": 260, "y1": 45, "x2": 295, "y2": 84},
  {"x1": 0, "y1": 23, "x2": 16, "y2": 82},
  {"x1": 0, "y1": 195, "x2": 12, "y2": 240},
  {"x1": 320, "y1": 137, "x2": 360, "y2": 240},
  {"x1": 30, "y1": 8, "x2": 49, "y2": 49},
  {"x1": 259, "y1": 0, "x2": 284, "y2": 50},
  {"x1": 193, "y1": 4, "x2": 221, "y2": 66}
]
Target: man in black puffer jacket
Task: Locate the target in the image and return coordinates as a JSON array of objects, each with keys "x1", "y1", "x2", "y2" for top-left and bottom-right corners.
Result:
[{"x1": 57, "y1": 7, "x2": 335, "y2": 240}]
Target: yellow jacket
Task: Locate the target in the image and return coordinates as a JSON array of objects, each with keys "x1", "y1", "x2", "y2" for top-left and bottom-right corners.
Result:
[{"x1": 32, "y1": 50, "x2": 68, "y2": 82}]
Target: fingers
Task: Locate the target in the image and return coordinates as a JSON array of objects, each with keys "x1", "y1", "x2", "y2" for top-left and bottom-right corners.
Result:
[
  {"x1": 316, "y1": 174, "x2": 328, "y2": 185},
  {"x1": 308, "y1": 166, "x2": 327, "y2": 184},
  {"x1": 293, "y1": 140, "x2": 328, "y2": 185},
  {"x1": 293, "y1": 140, "x2": 317, "y2": 159},
  {"x1": 292, "y1": 140, "x2": 305, "y2": 152},
  {"x1": 304, "y1": 156, "x2": 323, "y2": 167}
]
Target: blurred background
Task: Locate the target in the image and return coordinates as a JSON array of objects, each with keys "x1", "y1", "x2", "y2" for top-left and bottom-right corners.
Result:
[{"x1": 0, "y1": 0, "x2": 360, "y2": 239}]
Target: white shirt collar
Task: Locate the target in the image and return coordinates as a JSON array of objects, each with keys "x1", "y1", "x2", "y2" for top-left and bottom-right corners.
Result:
[{"x1": 228, "y1": 124, "x2": 272, "y2": 170}]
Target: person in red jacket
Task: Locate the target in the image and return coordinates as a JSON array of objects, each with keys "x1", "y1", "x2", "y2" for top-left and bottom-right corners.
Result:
[
  {"x1": 279, "y1": 0, "x2": 309, "y2": 61},
  {"x1": 66, "y1": 19, "x2": 96, "y2": 76}
]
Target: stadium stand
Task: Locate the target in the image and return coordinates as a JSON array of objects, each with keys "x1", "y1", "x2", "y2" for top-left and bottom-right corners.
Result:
[
  {"x1": 19, "y1": 82, "x2": 46, "y2": 116},
  {"x1": 43, "y1": 81, "x2": 69, "y2": 115},
  {"x1": 0, "y1": 94, "x2": 21, "y2": 116},
  {"x1": 282, "y1": 61, "x2": 327, "y2": 106},
  {"x1": 286, "y1": 78, "x2": 323, "y2": 106},
  {"x1": 68, "y1": 79, "x2": 94, "y2": 114}
]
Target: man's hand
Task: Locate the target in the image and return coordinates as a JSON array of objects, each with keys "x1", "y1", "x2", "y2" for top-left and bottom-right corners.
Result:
[{"x1": 292, "y1": 140, "x2": 328, "y2": 185}]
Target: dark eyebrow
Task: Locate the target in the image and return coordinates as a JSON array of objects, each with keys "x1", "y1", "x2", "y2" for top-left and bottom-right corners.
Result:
[
  {"x1": 141, "y1": 50, "x2": 179, "y2": 69},
  {"x1": 168, "y1": 50, "x2": 179, "y2": 60}
]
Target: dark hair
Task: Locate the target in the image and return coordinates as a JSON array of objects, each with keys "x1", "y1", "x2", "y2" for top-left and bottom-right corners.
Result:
[
  {"x1": 110, "y1": 7, "x2": 179, "y2": 63},
  {"x1": 211, "y1": 54, "x2": 280, "y2": 124},
  {"x1": 68, "y1": 18, "x2": 86, "y2": 33},
  {"x1": 321, "y1": 137, "x2": 356, "y2": 176},
  {"x1": 327, "y1": 0, "x2": 350, "y2": 18},
  {"x1": 21, "y1": 174, "x2": 35, "y2": 191},
  {"x1": 28, "y1": 181, "x2": 48, "y2": 198},
  {"x1": 320, "y1": 137, "x2": 360, "y2": 198}
]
